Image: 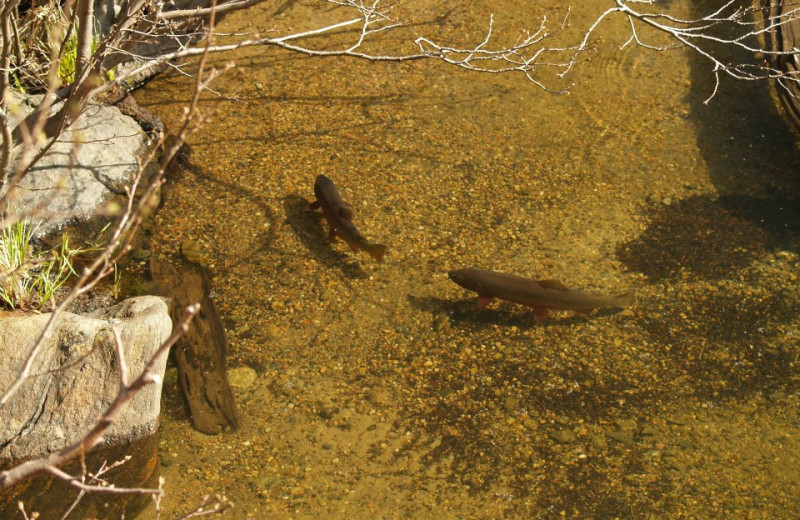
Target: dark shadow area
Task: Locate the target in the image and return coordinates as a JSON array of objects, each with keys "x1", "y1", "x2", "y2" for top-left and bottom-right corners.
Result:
[
  {"x1": 683, "y1": 2, "x2": 800, "y2": 222},
  {"x1": 282, "y1": 194, "x2": 367, "y2": 279},
  {"x1": 160, "y1": 361, "x2": 190, "y2": 423},
  {"x1": 618, "y1": 194, "x2": 800, "y2": 281},
  {"x1": 0, "y1": 433, "x2": 159, "y2": 518},
  {"x1": 634, "y1": 280, "x2": 799, "y2": 401}
]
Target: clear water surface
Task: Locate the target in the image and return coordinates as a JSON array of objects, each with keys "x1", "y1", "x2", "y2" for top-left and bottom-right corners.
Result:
[{"x1": 136, "y1": 0, "x2": 800, "y2": 517}]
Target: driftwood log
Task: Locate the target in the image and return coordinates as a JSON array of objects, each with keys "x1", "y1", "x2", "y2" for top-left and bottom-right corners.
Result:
[
  {"x1": 150, "y1": 258, "x2": 240, "y2": 434},
  {"x1": 763, "y1": 0, "x2": 800, "y2": 128}
]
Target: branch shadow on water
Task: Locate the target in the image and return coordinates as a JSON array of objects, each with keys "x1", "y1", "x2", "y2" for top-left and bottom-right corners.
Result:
[{"x1": 171, "y1": 159, "x2": 280, "y2": 261}]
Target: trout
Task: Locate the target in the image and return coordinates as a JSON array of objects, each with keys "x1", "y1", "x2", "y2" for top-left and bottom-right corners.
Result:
[
  {"x1": 448, "y1": 268, "x2": 634, "y2": 322},
  {"x1": 309, "y1": 175, "x2": 387, "y2": 262}
]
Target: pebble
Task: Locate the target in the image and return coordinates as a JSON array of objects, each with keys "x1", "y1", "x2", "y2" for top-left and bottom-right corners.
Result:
[
  {"x1": 640, "y1": 424, "x2": 658, "y2": 437},
  {"x1": 607, "y1": 430, "x2": 635, "y2": 445},
  {"x1": 250, "y1": 475, "x2": 281, "y2": 497},
  {"x1": 549, "y1": 429, "x2": 577, "y2": 444},
  {"x1": 502, "y1": 396, "x2": 519, "y2": 413},
  {"x1": 589, "y1": 434, "x2": 607, "y2": 450},
  {"x1": 227, "y1": 366, "x2": 257, "y2": 389},
  {"x1": 615, "y1": 418, "x2": 638, "y2": 432}
]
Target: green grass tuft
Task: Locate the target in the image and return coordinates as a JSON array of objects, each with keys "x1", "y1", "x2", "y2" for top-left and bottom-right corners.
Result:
[{"x1": 0, "y1": 221, "x2": 87, "y2": 311}]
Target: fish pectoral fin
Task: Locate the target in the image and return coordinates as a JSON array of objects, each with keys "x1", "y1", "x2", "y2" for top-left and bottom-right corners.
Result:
[
  {"x1": 531, "y1": 306, "x2": 550, "y2": 324},
  {"x1": 368, "y1": 243, "x2": 387, "y2": 263},
  {"x1": 538, "y1": 279, "x2": 570, "y2": 291},
  {"x1": 347, "y1": 241, "x2": 359, "y2": 253},
  {"x1": 476, "y1": 295, "x2": 493, "y2": 309},
  {"x1": 308, "y1": 200, "x2": 321, "y2": 211},
  {"x1": 339, "y1": 204, "x2": 354, "y2": 220}
]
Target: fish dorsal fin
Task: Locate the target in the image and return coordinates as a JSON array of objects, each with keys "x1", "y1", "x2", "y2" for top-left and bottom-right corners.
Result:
[
  {"x1": 538, "y1": 279, "x2": 570, "y2": 291},
  {"x1": 339, "y1": 203, "x2": 354, "y2": 220}
]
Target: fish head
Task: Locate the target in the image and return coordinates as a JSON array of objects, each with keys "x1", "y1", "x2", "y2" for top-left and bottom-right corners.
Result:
[
  {"x1": 448, "y1": 269, "x2": 481, "y2": 291},
  {"x1": 314, "y1": 174, "x2": 333, "y2": 191}
]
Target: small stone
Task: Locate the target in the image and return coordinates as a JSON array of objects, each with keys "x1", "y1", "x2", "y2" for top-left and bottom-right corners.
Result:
[
  {"x1": 615, "y1": 418, "x2": 638, "y2": 432},
  {"x1": 549, "y1": 429, "x2": 577, "y2": 444},
  {"x1": 227, "y1": 366, "x2": 257, "y2": 390},
  {"x1": 502, "y1": 396, "x2": 519, "y2": 413},
  {"x1": 768, "y1": 390, "x2": 788, "y2": 402},
  {"x1": 665, "y1": 416, "x2": 688, "y2": 426},
  {"x1": 180, "y1": 240, "x2": 210, "y2": 265},
  {"x1": 640, "y1": 424, "x2": 658, "y2": 437},
  {"x1": 589, "y1": 434, "x2": 607, "y2": 450},
  {"x1": 131, "y1": 248, "x2": 151, "y2": 261},
  {"x1": 644, "y1": 449, "x2": 661, "y2": 461},
  {"x1": 607, "y1": 430, "x2": 635, "y2": 445},
  {"x1": 669, "y1": 459, "x2": 688, "y2": 473},
  {"x1": 433, "y1": 316, "x2": 447, "y2": 330},
  {"x1": 251, "y1": 475, "x2": 281, "y2": 497}
]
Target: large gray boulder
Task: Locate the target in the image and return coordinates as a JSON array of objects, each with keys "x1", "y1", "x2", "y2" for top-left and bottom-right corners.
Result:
[
  {"x1": 4, "y1": 93, "x2": 147, "y2": 234},
  {"x1": 0, "y1": 296, "x2": 172, "y2": 462}
]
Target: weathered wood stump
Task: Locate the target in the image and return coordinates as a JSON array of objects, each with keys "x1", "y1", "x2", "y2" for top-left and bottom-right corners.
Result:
[
  {"x1": 150, "y1": 258, "x2": 240, "y2": 434},
  {"x1": 763, "y1": 0, "x2": 800, "y2": 128}
]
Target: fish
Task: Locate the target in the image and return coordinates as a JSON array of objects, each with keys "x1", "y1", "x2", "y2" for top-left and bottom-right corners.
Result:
[
  {"x1": 447, "y1": 268, "x2": 634, "y2": 322},
  {"x1": 308, "y1": 174, "x2": 387, "y2": 262}
]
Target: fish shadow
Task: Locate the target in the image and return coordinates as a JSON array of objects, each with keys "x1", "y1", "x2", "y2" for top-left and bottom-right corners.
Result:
[
  {"x1": 407, "y1": 295, "x2": 619, "y2": 328},
  {"x1": 282, "y1": 194, "x2": 367, "y2": 279}
]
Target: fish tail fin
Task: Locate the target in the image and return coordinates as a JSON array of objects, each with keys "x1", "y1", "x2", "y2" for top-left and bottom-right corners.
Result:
[
  {"x1": 613, "y1": 290, "x2": 636, "y2": 309},
  {"x1": 367, "y1": 243, "x2": 387, "y2": 263}
]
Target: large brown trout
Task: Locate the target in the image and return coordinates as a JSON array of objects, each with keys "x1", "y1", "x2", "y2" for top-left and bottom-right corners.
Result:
[
  {"x1": 309, "y1": 175, "x2": 387, "y2": 262},
  {"x1": 448, "y1": 268, "x2": 634, "y2": 322}
]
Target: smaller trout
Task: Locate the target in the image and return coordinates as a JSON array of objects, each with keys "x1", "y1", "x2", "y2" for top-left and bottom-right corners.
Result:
[
  {"x1": 309, "y1": 175, "x2": 387, "y2": 262},
  {"x1": 448, "y1": 268, "x2": 634, "y2": 322}
]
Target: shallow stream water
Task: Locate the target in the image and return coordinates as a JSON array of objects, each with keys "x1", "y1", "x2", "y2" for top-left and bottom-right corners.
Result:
[{"x1": 135, "y1": 0, "x2": 800, "y2": 517}]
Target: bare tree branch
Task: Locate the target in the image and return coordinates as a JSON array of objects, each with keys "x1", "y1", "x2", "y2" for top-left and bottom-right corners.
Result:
[
  {"x1": 158, "y1": 0, "x2": 265, "y2": 20},
  {"x1": 0, "y1": 0, "x2": 225, "y2": 500},
  {"x1": 75, "y1": 0, "x2": 95, "y2": 83},
  {"x1": 45, "y1": 463, "x2": 159, "y2": 495},
  {"x1": 569, "y1": 0, "x2": 800, "y2": 103}
]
